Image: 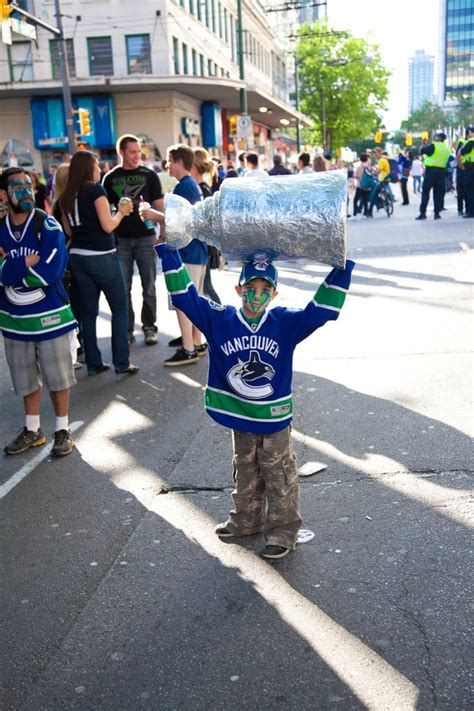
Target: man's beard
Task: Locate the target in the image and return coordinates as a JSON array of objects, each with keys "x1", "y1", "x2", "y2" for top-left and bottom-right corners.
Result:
[{"x1": 10, "y1": 200, "x2": 34, "y2": 214}]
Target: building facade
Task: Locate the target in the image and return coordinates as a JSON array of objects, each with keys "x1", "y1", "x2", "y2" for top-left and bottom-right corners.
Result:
[
  {"x1": 438, "y1": 0, "x2": 474, "y2": 107},
  {"x1": 408, "y1": 49, "x2": 434, "y2": 114},
  {"x1": 0, "y1": 0, "x2": 306, "y2": 171}
]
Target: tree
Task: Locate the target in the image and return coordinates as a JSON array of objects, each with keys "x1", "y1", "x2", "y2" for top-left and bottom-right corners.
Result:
[
  {"x1": 401, "y1": 102, "x2": 448, "y2": 133},
  {"x1": 296, "y1": 20, "x2": 390, "y2": 152}
]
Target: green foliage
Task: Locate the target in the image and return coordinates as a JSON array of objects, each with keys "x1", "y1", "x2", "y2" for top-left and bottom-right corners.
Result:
[
  {"x1": 295, "y1": 19, "x2": 390, "y2": 151},
  {"x1": 401, "y1": 99, "x2": 474, "y2": 133},
  {"x1": 401, "y1": 102, "x2": 447, "y2": 132}
]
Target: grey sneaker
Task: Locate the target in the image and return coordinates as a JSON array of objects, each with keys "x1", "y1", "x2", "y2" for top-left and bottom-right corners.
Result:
[
  {"x1": 51, "y1": 429, "x2": 74, "y2": 458},
  {"x1": 144, "y1": 328, "x2": 158, "y2": 346},
  {"x1": 4, "y1": 427, "x2": 46, "y2": 455}
]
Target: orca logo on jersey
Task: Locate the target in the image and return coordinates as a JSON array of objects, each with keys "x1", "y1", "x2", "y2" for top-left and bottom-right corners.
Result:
[
  {"x1": 5, "y1": 285, "x2": 45, "y2": 306},
  {"x1": 226, "y1": 350, "x2": 275, "y2": 399}
]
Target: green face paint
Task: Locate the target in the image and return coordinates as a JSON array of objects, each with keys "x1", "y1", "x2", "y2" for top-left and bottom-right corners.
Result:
[{"x1": 243, "y1": 287, "x2": 271, "y2": 314}]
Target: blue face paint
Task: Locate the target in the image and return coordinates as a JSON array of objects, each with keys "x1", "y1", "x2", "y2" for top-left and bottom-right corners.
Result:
[{"x1": 8, "y1": 179, "x2": 34, "y2": 213}]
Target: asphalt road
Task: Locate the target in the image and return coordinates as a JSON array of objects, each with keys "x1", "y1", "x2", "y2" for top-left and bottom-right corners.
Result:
[{"x1": 1, "y1": 187, "x2": 473, "y2": 710}]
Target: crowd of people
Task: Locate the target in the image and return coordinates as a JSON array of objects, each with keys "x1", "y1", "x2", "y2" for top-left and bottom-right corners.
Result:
[{"x1": 2, "y1": 125, "x2": 471, "y2": 558}]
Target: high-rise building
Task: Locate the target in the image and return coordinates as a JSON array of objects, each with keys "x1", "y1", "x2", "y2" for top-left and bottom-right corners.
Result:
[
  {"x1": 408, "y1": 50, "x2": 435, "y2": 114},
  {"x1": 438, "y1": 0, "x2": 474, "y2": 107}
]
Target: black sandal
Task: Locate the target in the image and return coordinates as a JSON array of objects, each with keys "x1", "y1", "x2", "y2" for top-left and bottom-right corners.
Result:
[{"x1": 115, "y1": 364, "x2": 140, "y2": 375}]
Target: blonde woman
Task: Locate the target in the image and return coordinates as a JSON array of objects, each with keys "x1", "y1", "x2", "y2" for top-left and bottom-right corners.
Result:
[{"x1": 191, "y1": 147, "x2": 222, "y2": 305}]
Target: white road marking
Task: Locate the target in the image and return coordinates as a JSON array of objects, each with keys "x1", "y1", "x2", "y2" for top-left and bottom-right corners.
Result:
[{"x1": 0, "y1": 421, "x2": 83, "y2": 500}]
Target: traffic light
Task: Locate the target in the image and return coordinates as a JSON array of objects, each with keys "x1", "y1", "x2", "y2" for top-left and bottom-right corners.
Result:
[
  {"x1": 77, "y1": 108, "x2": 92, "y2": 137},
  {"x1": 0, "y1": 1, "x2": 13, "y2": 21},
  {"x1": 374, "y1": 131, "x2": 382, "y2": 143},
  {"x1": 228, "y1": 115, "x2": 237, "y2": 137}
]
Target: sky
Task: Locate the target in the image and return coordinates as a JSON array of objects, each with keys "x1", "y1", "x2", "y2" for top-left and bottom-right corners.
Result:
[{"x1": 326, "y1": 0, "x2": 440, "y2": 129}]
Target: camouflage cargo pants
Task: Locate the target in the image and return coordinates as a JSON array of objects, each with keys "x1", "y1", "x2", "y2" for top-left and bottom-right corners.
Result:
[{"x1": 225, "y1": 427, "x2": 302, "y2": 549}]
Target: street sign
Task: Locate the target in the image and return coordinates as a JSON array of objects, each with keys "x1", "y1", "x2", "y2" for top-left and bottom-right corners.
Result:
[
  {"x1": 11, "y1": 17, "x2": 36, "y2": 40},
  {"x1": 237, "y1": 115, "x2": 252, "y2": 139},
  {"x1": 1, "y1": 18, "x2": 11, "y2": 44},
  {"x1": 38, "y1": 136, "x2": 68, "y2": 146}
]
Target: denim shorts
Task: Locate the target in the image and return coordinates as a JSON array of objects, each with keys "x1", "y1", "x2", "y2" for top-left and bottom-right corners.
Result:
[{"x1": 4, "y1": 331, "x2": 77, "y2": 397}]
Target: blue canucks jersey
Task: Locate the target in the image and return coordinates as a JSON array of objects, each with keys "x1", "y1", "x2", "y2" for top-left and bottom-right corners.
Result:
[{"x1": 157, "y1": 243, "x2": 354, "y2": 434}]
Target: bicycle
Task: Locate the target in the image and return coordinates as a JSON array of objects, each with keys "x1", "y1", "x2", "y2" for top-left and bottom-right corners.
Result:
[{"x1": 376, "y1": 180, "x2": 394, "y2": 217}]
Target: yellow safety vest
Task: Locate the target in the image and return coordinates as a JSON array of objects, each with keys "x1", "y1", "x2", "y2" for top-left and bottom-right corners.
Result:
[
  {"x1": 461, "y1": 140, "x2": 474, "y2": 164},
  {"x1": 423, "y1": 141, "x2": 451, "y2": 168}
]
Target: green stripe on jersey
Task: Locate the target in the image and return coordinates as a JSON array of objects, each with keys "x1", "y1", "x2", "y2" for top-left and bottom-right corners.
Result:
[
  {"x1": 205, "y1": 388, "x2": 293, "y2": 422},
  {"x1": 164, "y1": 266, "x2": 193, "y2": 294},
  {"x1": 0, "y1": 305, "x2": 76, "y2": 335},
  {"x1": 314, "y1": 283, "x2": 346, "y2": 310},
  {"x1": 23, "y1": 273, "x2": 45, "y2": 288}
]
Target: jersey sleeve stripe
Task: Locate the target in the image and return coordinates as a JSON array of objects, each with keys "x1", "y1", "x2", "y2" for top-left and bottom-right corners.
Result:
[
  {"x1": 28, "y1": 267, "x2": 48, "y2": 286},
  {"x1": 314, "y1": 283, "x2": 347, "y2": 310},
  {"x1": 164, "y1": 266, "x2": 193, "y2": 294}
]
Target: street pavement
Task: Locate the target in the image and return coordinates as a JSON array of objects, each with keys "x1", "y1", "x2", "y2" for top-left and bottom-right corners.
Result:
[{"x1": 1, "y1": 186, "x2": 473, "y2": 710}]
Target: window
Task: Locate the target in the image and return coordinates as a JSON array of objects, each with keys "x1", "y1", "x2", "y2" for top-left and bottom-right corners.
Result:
[
  {"x1": 49, "y1": 38, "x2": 76, "y2": 80},
  {"x1": 208, "y1": 58, "x2": 213, "y2": 76},
  {"x1": 204, "y1": 0, "x2": 210, "y2": 27},
  {"x1": 211, "y1": 0, "x2": 216, "y2": 32},
  {"x1": 126, "y1": 34, "x2": 151, "y2": 74},
  {"x1": 189, "y1": 0, "x2": 194, "y2": 14},
  {"x1": 173, "y1": 37, "x2": 180, "y2": 74},
  {"x1": 230, "y1": 15, "x2": 235, "y2": 61},
  {"x1": 182, "y1": 43, "x2": 189, "y2": 75},
  {"x1": 192, "y1": 49, "x2": 197, "y2": 76},
  {"x1": 218, "y1": 2, "x2": 223, "y2": 37},
  {"x1": 224, "y1": 8, "x2": 228, "y2": 43},
  {"x1": 197, "y1": 0, "x2": 201, "y2": 20},
  {"x1": 87, "y1": 36, "x2": 113, "y2": 76},
  {"x1": 8, "y1": 42, "x2": 33, "y2": 81},
  {"x1": 200, "y1": 53, "x2": 205, "y2": 76}
]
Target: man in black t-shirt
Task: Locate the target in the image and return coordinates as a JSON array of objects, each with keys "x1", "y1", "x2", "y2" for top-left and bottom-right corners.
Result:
[{"x1": 102, "y1": 134, "x2": 164, "y2": 345}]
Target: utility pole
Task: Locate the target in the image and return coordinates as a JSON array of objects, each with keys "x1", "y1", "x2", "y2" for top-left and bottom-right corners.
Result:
[
  {"x1": 294, "y1": 54, "x2": 301, "y2": 151},
  {"x1": 53, "y1": 0, "x2": 75, "y2": 152},
  {"x1": 236, "y1": 0, "x2": 247, "y2": 115},
  {"x1": 7, "y1": 1, "x2": 75, "y2": 152}
]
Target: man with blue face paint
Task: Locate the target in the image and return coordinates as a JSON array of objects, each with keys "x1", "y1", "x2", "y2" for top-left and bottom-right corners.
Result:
[
  {"x1": 156, "y1": 244, "x2": 355, "y2": 560},
  {"x1": 0, "y1": 168, "x2": 77, "y2": 457}
]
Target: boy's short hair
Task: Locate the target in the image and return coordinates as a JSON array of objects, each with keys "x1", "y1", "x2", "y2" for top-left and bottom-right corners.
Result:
[
  {"x1": 246, "y1": 152, "x2": 259, "y2": 168},
  {"x1": 167, "y1": 143, "x2": 195, "y2": 171},
  {"x1": 298, "y1": 152, "x2": 311, "y2": 167},
  {"x1": 239, "y1": 261, "x2": 278, "y2": 289}
]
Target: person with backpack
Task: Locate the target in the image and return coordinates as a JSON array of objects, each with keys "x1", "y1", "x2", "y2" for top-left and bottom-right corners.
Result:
[
  {"x1": 366, "y1": 147, "x2": 391, "y2": 218},
  {"x1": 353, "y1": 153, "x2": 374, "y2": 216},
  {"x1": 0, "y1": 168, "x2": 77, "y2": 457},
  {"x1": 398, "y1": 149, "x2": 413, "y2": 205}
]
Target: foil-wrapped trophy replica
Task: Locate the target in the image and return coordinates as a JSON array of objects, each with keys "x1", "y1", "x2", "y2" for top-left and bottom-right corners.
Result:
[{"x1": 164, "y1": 170, "x2": 347, "y2": 268}]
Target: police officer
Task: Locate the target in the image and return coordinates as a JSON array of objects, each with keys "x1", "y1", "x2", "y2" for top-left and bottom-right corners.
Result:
[
  {"x1": 455, "y1": 132, "x2": 467, "y2": 216},
  {"x1": 459, "y1": 125, "x2": 474, "y2": 219},
  {"x1": 416, "y1": 132, "x2": 452, "y2": 220}
]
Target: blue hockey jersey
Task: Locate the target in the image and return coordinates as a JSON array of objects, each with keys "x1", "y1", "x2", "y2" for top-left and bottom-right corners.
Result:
[
  {"x1": 0, "y1": 210, "x2": 77, "y2": 341},
  {"x1": 157, "y1": 243, "x2": 354, "y2": 434}
]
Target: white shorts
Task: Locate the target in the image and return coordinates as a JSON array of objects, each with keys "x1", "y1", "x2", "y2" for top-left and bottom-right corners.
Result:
[
  {"x1": 168, "y1": 262, "x2": 206, "y2": 311},
  {"x1": 4, "y1": 331, "x2": 77, "y2": 397}
]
